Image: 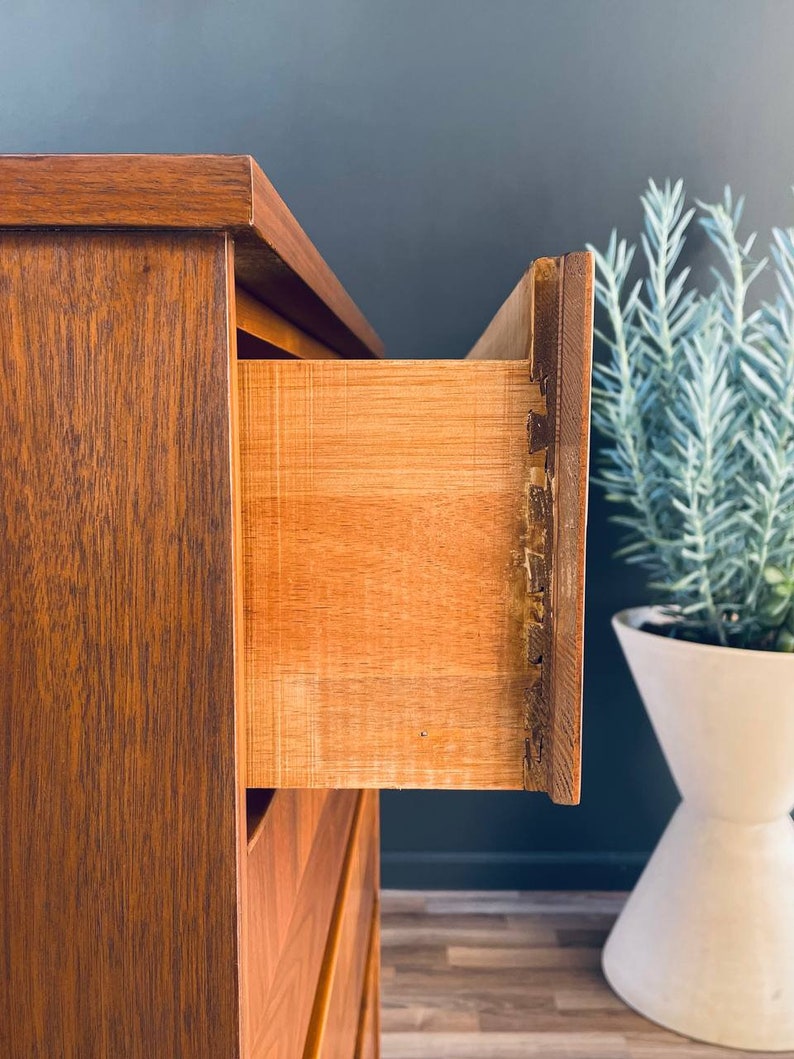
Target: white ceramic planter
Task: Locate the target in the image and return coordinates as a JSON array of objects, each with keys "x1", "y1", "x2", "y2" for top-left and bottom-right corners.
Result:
[{"x1": 604, "y1": 606, "x2": 794, "y2": 1052}]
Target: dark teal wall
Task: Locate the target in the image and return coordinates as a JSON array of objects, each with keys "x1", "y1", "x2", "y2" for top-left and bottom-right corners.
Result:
[{"x1": 3, "y1": 0, "x2": 793, "y2": 887}]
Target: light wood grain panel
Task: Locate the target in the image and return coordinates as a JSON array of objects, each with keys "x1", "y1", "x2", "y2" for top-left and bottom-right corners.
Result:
[
  {"x1": 305, "y1": 791, "x2": 379, "y2": 1059},
  {"x1": 240, "y1": 360, "x2": 546, "y2": 789},
  {"x1": 0, "y1": 154, "x2": 383, "y2": 360},
  {"x1": 246, "y1": 789, "x2": 358, "y2": 1059},
  {"x1": 0, "y1": 231, "x2": 243, "y2": 1057},
  {"x1": 240, "y1": 252, "x2": 591, "y2": 798}
]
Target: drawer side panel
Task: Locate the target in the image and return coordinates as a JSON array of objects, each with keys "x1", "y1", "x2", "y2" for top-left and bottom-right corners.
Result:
[{"x1": 240, "y1": 360, "x2": 545, "y2": 789}]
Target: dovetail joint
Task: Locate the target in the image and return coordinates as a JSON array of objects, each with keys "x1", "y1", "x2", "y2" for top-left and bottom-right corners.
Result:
[
  {"x1": 527, "y1": 410, "x2": 549, "y2": 454},
  {"x1": 526, "y1": 483, "x2": 548, "y2": 523}
]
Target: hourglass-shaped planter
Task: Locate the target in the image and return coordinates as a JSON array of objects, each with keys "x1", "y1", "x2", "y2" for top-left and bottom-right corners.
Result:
[{"x1": 605, "y1": 607, "x2": 794, "y2": 1052}]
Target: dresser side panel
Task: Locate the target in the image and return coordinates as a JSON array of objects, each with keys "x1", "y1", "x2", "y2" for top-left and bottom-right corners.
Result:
[{"x1": 0, "y1": 230, "x2": 243, "y2": 1057}]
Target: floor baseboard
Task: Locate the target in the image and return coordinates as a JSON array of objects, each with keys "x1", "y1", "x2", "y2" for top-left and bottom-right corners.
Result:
[{"x1": 380, "y1": 850, "x2": 649, "y2": 890}]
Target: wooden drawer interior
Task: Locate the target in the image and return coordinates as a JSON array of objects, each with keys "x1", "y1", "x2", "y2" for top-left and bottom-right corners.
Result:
[
  {"x1": 235, "y1": 251, "x2": 591, "y2": 803},
  {"x1": 239, "y1": 359, "x2": 542, "y2": 791}
]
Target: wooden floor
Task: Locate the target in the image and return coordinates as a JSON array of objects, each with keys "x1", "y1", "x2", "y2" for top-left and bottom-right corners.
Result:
[{"x1": 380, "y1": 891, "x2": 791, "y2": 1059}]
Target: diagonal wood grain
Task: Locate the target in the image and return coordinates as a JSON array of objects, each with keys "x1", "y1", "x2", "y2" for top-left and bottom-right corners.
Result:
[{"x1": 247, "y1": 790, "x2": 359, "y2": 1058}]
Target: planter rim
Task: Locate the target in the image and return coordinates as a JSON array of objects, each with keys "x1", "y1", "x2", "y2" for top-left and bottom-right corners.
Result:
[{"x1": 613, "y1": 605, "x2": 794, "y2": 663}]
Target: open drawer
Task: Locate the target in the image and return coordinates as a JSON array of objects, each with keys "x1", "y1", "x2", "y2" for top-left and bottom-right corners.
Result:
[{"x1": 238, "y1": 253, "x2": 592, "y2": 803}]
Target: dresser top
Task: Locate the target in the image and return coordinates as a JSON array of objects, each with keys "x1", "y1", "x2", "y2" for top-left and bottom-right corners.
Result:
[{"x1": 0, "y1": 154, "x2": 382, "y2": 359}]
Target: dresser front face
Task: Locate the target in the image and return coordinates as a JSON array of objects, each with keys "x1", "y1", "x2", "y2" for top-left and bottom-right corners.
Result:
[
  {"x1": 0, "y1": 228, "x2": 245, "y2": 1057},
  {"x1": 245, "y1": 789, "x2": 379, "y2": 1059}
]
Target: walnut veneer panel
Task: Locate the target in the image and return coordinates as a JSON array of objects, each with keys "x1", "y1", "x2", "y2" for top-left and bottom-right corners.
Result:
[
  {"x1": 306, "y1": 791, "x2": 380, "y2": 1059},
  {"x1": 355, "y1": 912, "x2": 381, "y2": 1059},
  {"x1": 0, "y1": 231, "x2": 244, "y2": 1056},
  {"x1": 0, "y1": 154, "x2": 383, "y2": 359},
  {"x1": 246, "y1": 789, "x2": 359, "y2": 1059},
  {"x1": 240, "y1": 360, "x2": 546, "y2": 790}
]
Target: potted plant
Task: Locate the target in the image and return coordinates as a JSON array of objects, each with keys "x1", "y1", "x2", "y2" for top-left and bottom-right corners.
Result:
[{"x1": 590, "y1": 180, "x2": 794, "y2": 1051}]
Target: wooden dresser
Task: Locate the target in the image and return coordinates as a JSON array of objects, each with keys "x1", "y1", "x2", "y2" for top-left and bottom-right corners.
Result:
[{"x1": 0, "y1": 155, "x2": 592, "y2": 1058}]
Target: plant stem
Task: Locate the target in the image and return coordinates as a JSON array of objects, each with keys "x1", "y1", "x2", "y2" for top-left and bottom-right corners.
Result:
[
  {"x1": 602, "y1": 268, "x2": 670, "y2": 569},
  {"x1": 746, "y1": 350, "x2": 794, "y2": 614}
]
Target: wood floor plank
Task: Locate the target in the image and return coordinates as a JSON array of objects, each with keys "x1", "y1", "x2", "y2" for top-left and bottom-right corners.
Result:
[
  {"x1": 625, "y1": 1034, "x2": 786, "y2": 1059},
  {"x1": 381, "y1": 1007, "x2": 481, "y2": 1034},
  {"x1": 554, "y1": 987, "x2": 631, "y2": 1012},
  {"x1": 381, "y1": 944, "x2": 449, "y2": 970},
  {"x1": 477, "y1": 1008, "x2": 672, "y2": 1035},
  {"x1": 381, "y1": 1031, "x2": 632, "y2": 1058},
  {"x1": 384, "y1": 965, "x2": 626, "y2": 994},
  {"x1": 421, "y1": 892, "x2": 627, "y2": 915},
  {"x1": 380, "y1": 892, "x2": 429, "y2": 915},
  {"x1": 381, "y1": 892, "x2": 781, "y2": 1059},
  {"x1": 555, "y1": 927, "x2": 611, "y2": 948},
  {"x1": 382, "y1": 915, "x2": 557, "y2": 948},
  {"x1": 447, "y1": 945, "x2": 603, "y2": 970}
]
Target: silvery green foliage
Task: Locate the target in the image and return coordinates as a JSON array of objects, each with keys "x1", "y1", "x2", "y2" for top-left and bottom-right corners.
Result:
[{"x1": 589, "y1": 180, "x2": 794, "y2": 649}]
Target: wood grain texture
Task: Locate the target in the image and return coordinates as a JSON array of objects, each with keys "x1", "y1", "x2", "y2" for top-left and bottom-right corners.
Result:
[
  {"x1": 0, "y1": 154, "x2": 382, "y2": 360},
  {"x1": 542, "y1": 253, "x2": 593, "y2": 804},
  {"x1": 381, "y1": 891, "x2": 772, "y2": 1058},
  {"x1": 466, "y1": 265, "x2": 534, "y2": 362},
  {"x1": 0, "y1": 231, "x2": 243, "y2": 1056},
  {"x1": 236, "y1": 287, "x2": 341, "y2": 360},
  {"x1": 246, "y1": 788, "x2": 359, "y2": 1059},
  {"x1": 247, "y1": 788, "x2": 277, "y2": 844},
  {"x1": 467, "y1": 253, "x2": 593, "y2": 803},
  {"x1": 316, "y1": 791, "x2": 379, "y2": 1059},
  {"x1": 355, "y1": 910, "x2": 382, "y2": 1059},
  {"x1": 227, "y1": 235, "x2": 252, "y2": 1054},
  {"x1": 0, "y1": 153, "x2": 253, "y2": 226},
  {"x1": 239, "y1": 360, "x2": 546, "y2": 789}
]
